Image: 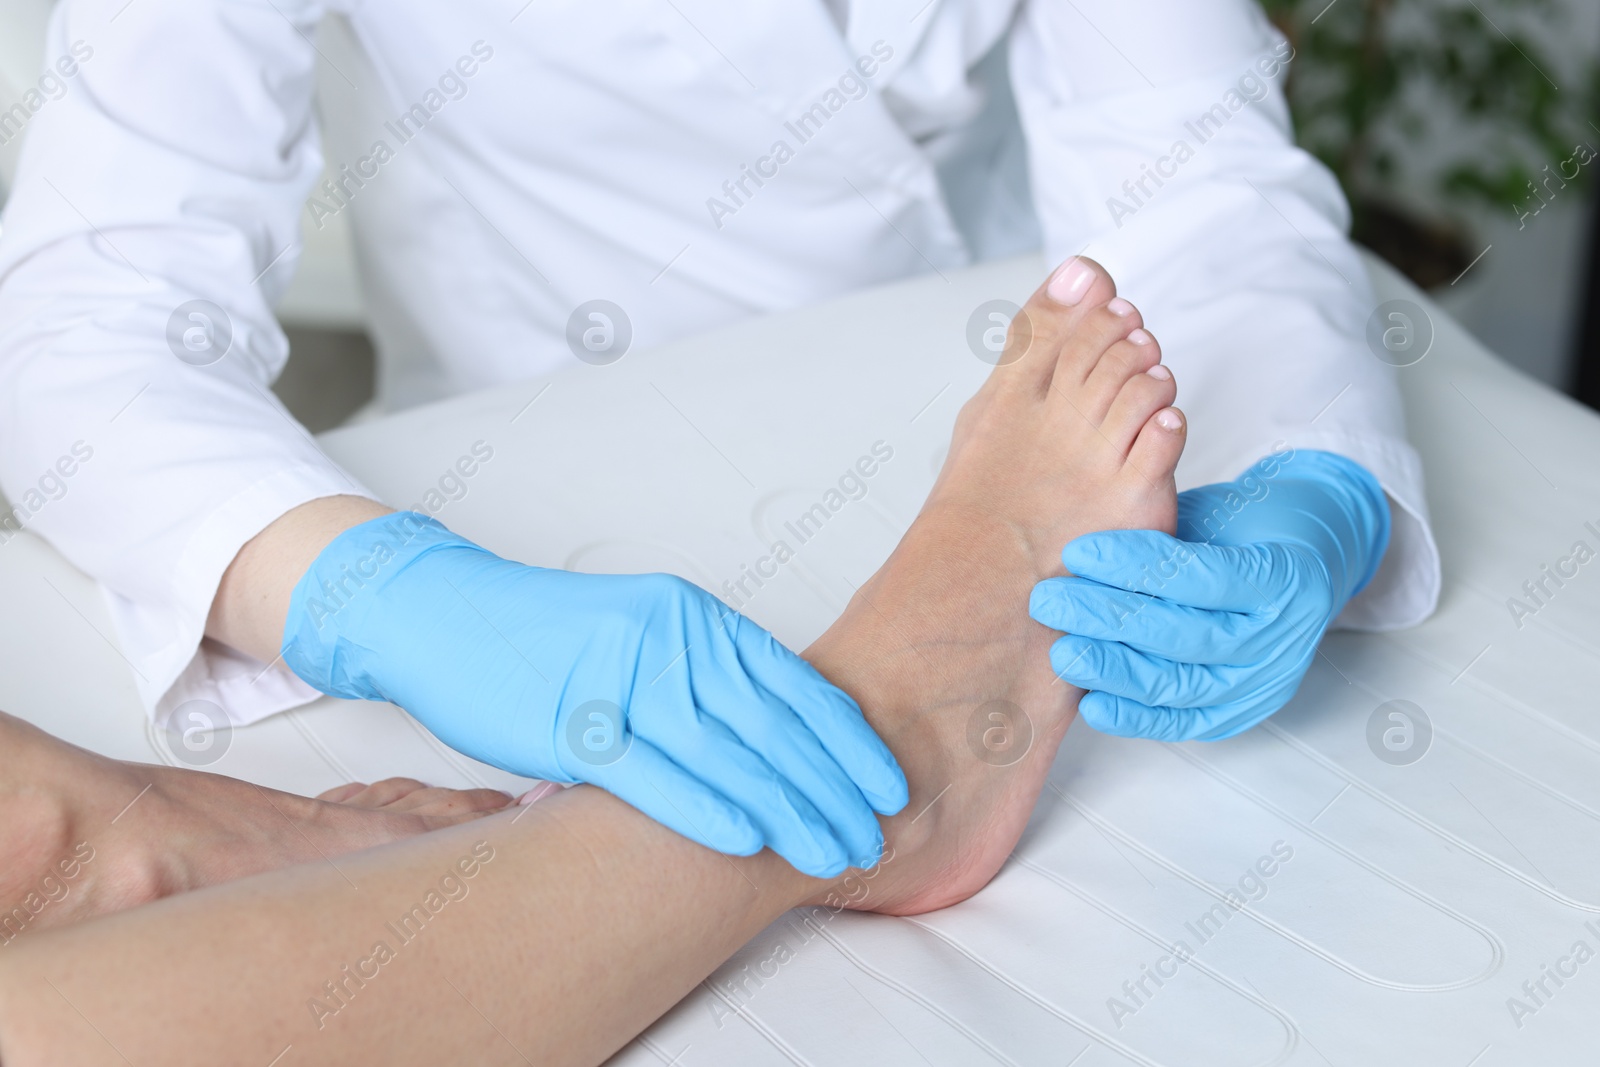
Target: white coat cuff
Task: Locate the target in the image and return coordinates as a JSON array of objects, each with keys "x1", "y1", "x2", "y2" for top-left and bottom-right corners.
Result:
[
  {"x1": 109, "y1": 462, "x2": 377, "y2": 729},
  {"x1": 1331, "y1": 438, "x2": 1441, "y2": 632}
]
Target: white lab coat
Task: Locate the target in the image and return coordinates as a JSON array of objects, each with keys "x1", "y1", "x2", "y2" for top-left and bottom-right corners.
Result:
[{"x1": 0, "y1": 0, "x2": 1439, "y2": 727}]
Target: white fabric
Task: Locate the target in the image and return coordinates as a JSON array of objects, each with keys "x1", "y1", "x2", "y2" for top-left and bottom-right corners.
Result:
[{"x1": 0, "y1": 0, "x2": 1439, "y2": 725}]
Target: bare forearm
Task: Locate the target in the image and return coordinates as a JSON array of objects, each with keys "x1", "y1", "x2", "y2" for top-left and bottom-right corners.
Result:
[
  {"x1": 0, "y1": 604, "x2": 928, "y2": 1067},
  {"x1": 206, "y1": 495, "x2": 392, "y2": 662},
  {"x1": 0, "y1": 784, "x2": 825, "y2": 1067}
]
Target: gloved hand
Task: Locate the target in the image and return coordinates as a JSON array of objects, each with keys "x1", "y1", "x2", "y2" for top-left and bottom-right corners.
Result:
[
  {"x1": 1028, "y1": 449, "x2": 1390, "y2": 741},
  {"x1": 282, "y1": 512, "x2": 907, "y2": 877}
]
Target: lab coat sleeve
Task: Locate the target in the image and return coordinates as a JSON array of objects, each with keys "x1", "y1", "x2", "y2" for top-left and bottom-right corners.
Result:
[
  {"x1": 1009, "y1": 0, "x2": 1441, "y2": 630},
  {"x1": 0, "y1": 0, "x2": 374, "y2": 726}
]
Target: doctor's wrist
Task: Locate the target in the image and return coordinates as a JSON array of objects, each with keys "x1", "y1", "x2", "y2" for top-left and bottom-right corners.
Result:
[
  {"x1": 1273, "y1": 450, "x2": 1391, "y2": 605},
  {"x1": 278, "y1": 511, "x2": 488, "y2": 702},
  {"x1": 206, "y1": 494, "x2": 393, "y2": 665}
]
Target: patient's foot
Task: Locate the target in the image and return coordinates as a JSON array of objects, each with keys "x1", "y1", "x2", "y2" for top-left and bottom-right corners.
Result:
[
  {"x1": 0, "y1": 710, "x2": 512, "y2": 935},
  {"x1": 806, "y1": 257, "x2": 1184, "y2": 914}
]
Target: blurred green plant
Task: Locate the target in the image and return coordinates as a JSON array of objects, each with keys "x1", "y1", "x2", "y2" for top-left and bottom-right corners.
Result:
[{"x1": 1261, "y1": 0, "x2": 1600, "y2": 286}]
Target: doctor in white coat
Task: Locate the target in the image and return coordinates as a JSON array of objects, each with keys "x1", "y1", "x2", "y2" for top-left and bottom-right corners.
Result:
[{"x1": 0, "y1": 0, "x2": 1438, "y2": 875}]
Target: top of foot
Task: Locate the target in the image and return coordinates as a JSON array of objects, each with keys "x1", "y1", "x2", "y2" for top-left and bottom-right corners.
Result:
[
  {"x1": 0, "y1": 710, "x2": 513, "y2": 936},
  {"x1": 807, "y1": 256, "x2": 1186, "y2": 916}
]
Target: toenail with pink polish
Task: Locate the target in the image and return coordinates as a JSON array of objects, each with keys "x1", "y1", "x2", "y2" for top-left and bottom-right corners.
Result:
[
  {"x1": 1047, "y1": 259, "x2": 1094, "y2": 305},
  {"x1": 1107, "y1": 297, "x2": 1135, "y2": 317},
  {"x1": 1156, "y1": 409, "x2": 1183, "y2": 430},
  {"x1": 518, "y1": 781, "x2": 564, "y2": 806},
  {"x1": 1129, "y1": 328, "x2": 1153, "y2": 345},
  {"x1": 1146, "y1": 364, "x2": 1172, "y2": 380}
]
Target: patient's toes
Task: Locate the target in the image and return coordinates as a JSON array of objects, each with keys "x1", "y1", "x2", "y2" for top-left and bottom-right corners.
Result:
[
  {"x1": 1055, "y1": 303, "x2": 1149, "y2": 391},
  {"x1": 388, "y1": 786, "x2": 516, "y2": 817},
  {"x1": 1082, "y1": 328, "x2": 1163, "y2": 419},
  {"x1": 1104, "y1": 362, "x2": 1179, "y2": 451},
  {"x1": 333, "y1": 777, "x2": 429, "y2": 808},
  {"x1": 1127, "y1": 405, "x2": 1186, "y2": 486},
  {"x1": 315, "y1": 782, "x2": 367, "y2": 804},
  {"x1": 1000, "y1": 256, "x2": 1120, "y2": 394},
  {"x1": 319, "y1": 777, "x2": 514, "y2": 818}
]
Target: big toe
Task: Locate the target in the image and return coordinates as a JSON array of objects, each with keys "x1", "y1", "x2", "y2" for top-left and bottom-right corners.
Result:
[
  {"x1": 1043, "y1": 254, "x2": 1118, "y2": 311},
  {"x1": 991, "y1": 256, "x2": 1124, "y2": 396}
]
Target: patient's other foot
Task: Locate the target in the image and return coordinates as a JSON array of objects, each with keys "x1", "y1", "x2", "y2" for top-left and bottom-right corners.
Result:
[
  {"x1": 806, "y1": 257, "x2": 1184, "y2": 915},
  {"x1": 0, "y1": 711, "x2": 512, "y2": 935}
]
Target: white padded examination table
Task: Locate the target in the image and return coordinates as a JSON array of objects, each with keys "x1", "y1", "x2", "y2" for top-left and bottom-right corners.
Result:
[{"x1": 2, "y1": 251, "x2": 1598, "y2": 1065}]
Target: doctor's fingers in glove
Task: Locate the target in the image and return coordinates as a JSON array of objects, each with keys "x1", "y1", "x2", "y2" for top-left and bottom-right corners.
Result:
[
  {"x1": 725, "y1": 615, "x2": 909, "y2": 821},
  {"x1": 1028, "y1": 532, "x2": 1338, "y2": 741},
  {"x1": 1075, "y1": 666, "x2": 1311, "y2": 742},
  {"x1": 621, "y1": 612, "x2": 898, "y2": 876},
  {"x1": 1062, "y1": 529, "x2": 1287, "y2": 609},
  {"x1": 1030, "y1": 533, "x2": 1336, "y2": 658},
  {"x1": 1028, "y1": 572, "x2": 1319, "y2": 666},
  {"x1": 1042, "y1": 629, "x2": 1317, "y2": 710},
  {"x1": 577, "y1": 732, "x2": 764, "y2": 858},
  {"x1": 610, "y1": 588, "x2": 905, "y2": 874}
]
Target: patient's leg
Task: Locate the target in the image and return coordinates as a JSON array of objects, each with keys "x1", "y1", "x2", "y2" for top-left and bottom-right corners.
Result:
[
  {"x1": 0, "y1": 709, "x2": 514, "y2": 933},
  {"x1": 0, "y1": 258, "x2": 1184, "y2": 1066}
]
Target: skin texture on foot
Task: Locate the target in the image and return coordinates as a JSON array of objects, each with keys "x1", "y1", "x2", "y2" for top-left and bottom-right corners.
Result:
[
  {"x1": 808, "y1": 256, "x2": 1186, "y2": 915},
  {"x1": 0, "y1": 711, "x2": 514, "y2": 935}
]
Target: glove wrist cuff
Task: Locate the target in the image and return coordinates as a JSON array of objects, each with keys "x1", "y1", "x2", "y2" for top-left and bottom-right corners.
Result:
[
  {"x1": 1180, "y1": 449, "x2": 1391, "y2": 610},
  {"x1": 1280, "y1": 450, "x2": 1391, "y2": 604},
  {"x1": 280, "y1": 511, "x2": 479, "y2": 700}
]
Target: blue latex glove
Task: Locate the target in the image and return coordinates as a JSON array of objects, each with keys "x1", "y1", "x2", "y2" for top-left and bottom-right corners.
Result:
[
  {"x1": 1028, "y1": 449, "x2": 1390, "y2": 741},
  {"x1": 282, "y1": 512, "x2": 907, "y2": 876}
]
